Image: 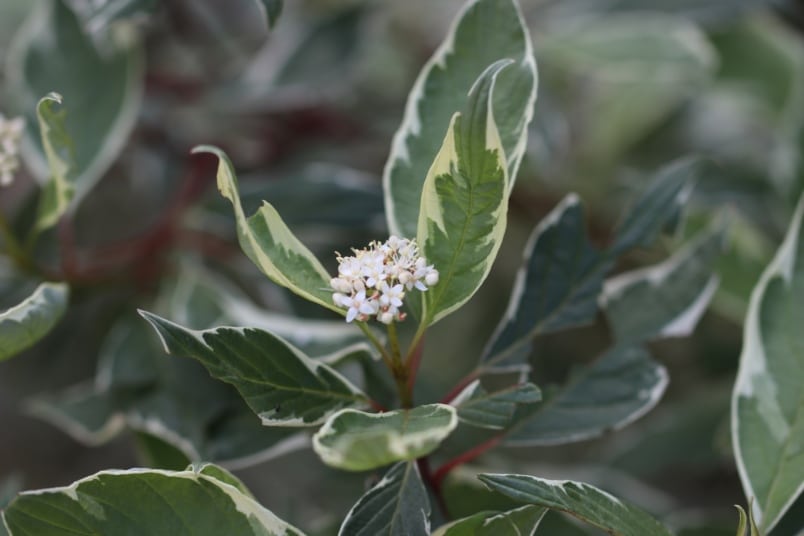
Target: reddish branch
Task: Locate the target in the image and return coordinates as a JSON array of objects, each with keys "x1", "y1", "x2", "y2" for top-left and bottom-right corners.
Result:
[
  {"x1": 432, "y1": 434, "x2": 504, "y2": 488},
  {"x1": 439, "y1": 369, "x2": 480, "y2": 404}
]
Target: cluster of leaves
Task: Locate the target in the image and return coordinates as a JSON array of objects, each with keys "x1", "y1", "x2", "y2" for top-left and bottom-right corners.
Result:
[{"x1": 0, "y1": 0, "x2": 802, "y2": 534}]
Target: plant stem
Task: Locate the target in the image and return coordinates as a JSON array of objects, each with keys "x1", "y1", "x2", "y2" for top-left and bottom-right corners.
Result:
[
  {"x1": 432, "y1": 434, "x2": 503, "y2": 487},
  {"x1": 418, "y1": 457, "x2": 450, "y2": 519},
  {"x1": 357, "y1": 322, "x2": 394, "y2": 371},
  {"x1": 440, "y1": 368, "x2": 481, "y2": 404}
]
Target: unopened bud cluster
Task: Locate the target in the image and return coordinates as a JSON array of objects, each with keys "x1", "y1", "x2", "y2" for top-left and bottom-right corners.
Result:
[
  {"x1": 331, "y1": 236, "x2": 439, "y2": 324},
  {"x1": 0, "y1": 114, "x2": 24, "y2": 187}
]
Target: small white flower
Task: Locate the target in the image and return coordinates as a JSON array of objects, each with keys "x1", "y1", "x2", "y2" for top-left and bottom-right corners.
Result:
[
  {"x1": 331, "y1": 236, "x2": 439, "y2": 324},
  {"x1": 0, "y1": 114, "x2": 24, "y2": 188}
]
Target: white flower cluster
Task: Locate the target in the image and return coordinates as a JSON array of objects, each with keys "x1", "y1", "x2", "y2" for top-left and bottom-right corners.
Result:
[
  {"x1": 331, "y1": 236, "x2": 439, "y2": 324},
  {"x1": 0, "y1": 114, "x2": 24, "y2": 187}
]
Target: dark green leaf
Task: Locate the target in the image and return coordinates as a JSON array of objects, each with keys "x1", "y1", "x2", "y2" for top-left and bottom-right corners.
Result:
[
  {"x1": 453, "y1": 381, "x2": 541, "y2": 430},
  {"x1": 256, "y1": 0, "x2": 282, "y2": 29},
  {"x1": 478, "y1": 474, "x2": 674, "y2": 536},
  {"x1": 433, "y1": 505, "x2": 546, "y2": 535},
  {"x1": 140, "y1": 311, "x2": 368, "y2": 426},
  {"x1": 339, "y1": 462, "x2": 430, "y2": 536},
  {"x1": 0, "y1": 282, "x2": 69, "y2": 361}
]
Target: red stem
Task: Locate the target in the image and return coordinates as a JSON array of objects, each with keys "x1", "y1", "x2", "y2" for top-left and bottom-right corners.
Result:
[
  {"x1": 418, "y1": 457, "x2": 450, "y2": 519},
  {"x1": 432, "y1": 435, "x2": 503, "y2": 488},
  {"x1": 439, "y1": 369, "x2": 481, "y2": 404},
  {"x1": 405, "y1": 335, "x2": 425, "y2": 398}
]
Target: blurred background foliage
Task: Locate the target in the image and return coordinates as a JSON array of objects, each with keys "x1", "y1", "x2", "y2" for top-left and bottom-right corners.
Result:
[{"x1": 1, "y1": 0, "x2": 803, "y2": 534}]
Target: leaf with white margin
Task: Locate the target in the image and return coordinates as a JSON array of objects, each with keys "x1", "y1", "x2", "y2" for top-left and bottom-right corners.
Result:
[
  {"x1": 339, "y1": 462, "x2": 430, "y2": 536},
  {"x1": 602, "y1": 219, "x2": 727, "y2": 344},
  {"x1": 732, "y1": 195, "x2": 804, "y2": 532},
  {"x1": 67, "y1": 0, "x2": 158, "y2": 35},
  {"x1": 481, "y1": 195, "x2": 609, "y2": 369},
  {"x1": 504, "y1": 346, "x2": 667, "y2": 446},
  {"x1": 7, "y1": 0, "x2": 142, "y2": 213},
  {"x1": 1, "y1": 465, "x2": 303, "y2": 536},
  {"x1": 417, "y1": 60, "x2": 511, "y2": 326},
  {"x1": 313, "y1": 404, "x2": 457, "y2": 471},
  {"x1": 0, "y1": 282, "x2": 68, "y2": 361},
  {"x1": 478, "y1": 474, "x2": 673, "y2": 536},
  {"x1": 610, "y1": 157, "x2": 701, "y2": 256},
  {"x1": 140, "y1": 311, "x2": 368, "y2": 426},
  {"x1": 194, "y1": 145, "x2": 340, "y2": 315},
  {"x1": 384, "y1": 0, "x2": 537, "y2": 238},
  {"x1": 452, "y1": 380, "x2": 541, "y2": 430},
  {"x1": 33, "y1": 93, "x2": 75, "y2": 231},
  {"x1": 432, "y1": 505, "x2": 546, "y2": 536}
]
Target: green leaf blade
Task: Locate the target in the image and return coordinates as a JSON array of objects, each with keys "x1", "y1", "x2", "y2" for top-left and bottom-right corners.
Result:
[
  {"x1": 433, "y1": 505, "x2": 546, "y2": 536},
  {"x1": 8, "y1": 0, "x2": 143, "y2": 213},
  {"x1": 504, "y1": 346, "x2": 667, "y2": 446},
  {"x1": 481, "y1": 195, "x2": 608, "y2": 369},
  {"x1": 339, "y1": 462, "x2": 430, "y2": 536},
  {"x1": 194, "y1": 145, "x2": 339, "y2": 314},
  {"x1": 312, "y1": 404, "x2": 457, "y2": 471},
  {"x1": 453, "y1": 381, "x2": 541, "y2": 430},
  {"x1": 0, "y1": 282, "x2": 69, "y2": 361},
  {"x1": 140, "y1": 311, "x2": 368, "y2": 427},
  {"x1": 2, "y1": 467, "x2": 303, "y2": 536},
  {"x1": 384, "y1": 0, "x2": 537, "y2": 238},
  {"x1": 34, "y1": 92, "x2": 75, "y2": 231},
  {"x1": 417, "y1": 61, "x2": 511, "y2": 325},
  {"x1": 256, "y1": 0, "x2": 282, "y2": 29},
  {"x1": 732, "y1": 195, "x2": 804, "y2": 532},
  {"x1": 478, "y1": 474, "x2": 673, "y2": 536}
]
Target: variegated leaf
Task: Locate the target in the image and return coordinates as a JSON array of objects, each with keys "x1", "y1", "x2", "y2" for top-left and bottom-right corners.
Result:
[
  {"x1": 1, "y1": 466, "x2": 302, "y2": 535},
  {"x1": 140, "y1": 311, "x2": 368, "y2": 426},
  {"x1": 33, "y1": 93, "x2": 75, "y2": 231},
  {"x1": 339, "y1": 462, "x2": 430, "y2": 536},
  {"x1": 478, "y1": 474, "x2": 673, "y2": 536},
  {"x1": 194, "y1": 145, "x2": 340, "y2": 314},
  {"x1": 417, "y1": 60, "x2": 511, "y2": 326},
  {"x1": 0, "y1": 282, "x2": 69, "y2": 361},
  {"x1": 312, "y1": 404, "x2": 457, "y2": 471},
  {"x1": 8, "y1": 0, "x2": 142, "y2": 213},
  {"x1": 384, "y1": 0, "x2": 537, "y2": 238},
  {"x1": 504, "y1": 346, "x2": 667, "y2": 446},
  {"x1": 452, "y1": 380, "x2": 541, "y2": 430},
  {"x1": 433, "y1": 505, "x2": 546, "y2": 536},
  {"x1": 733, "y1": 195, "x2": 804, "y2": 532}
]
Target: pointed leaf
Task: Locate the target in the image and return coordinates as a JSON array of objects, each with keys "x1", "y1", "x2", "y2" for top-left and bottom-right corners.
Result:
[
  {"x1": 611, "y1": 158, "x2": 701, "y2": 255},
  {"x1": 602, "y1": 220, "x2": 727, "y2": 344},
  {"x1": 0, "y1": 282, "x2": 68, "y2": 361},
  {"x1": 384, "y1": 0, "x2": 537, "y2": 238},
  {"x1": 732, "y1": 195, "x2": 804, "y2": 532},
  {"x1": 140, "y1": 311, "x2": 368, "y2": 426},
  {"x1": 452, "y1": 381, "x2": 541, "y2": 430},
  {"x1": 313, "y1": 404, "x2": 457, "y2": 471},
  {"x1": 33, "y1": 93, "x2": 75, "y2": 230},
  {"x1": 433, "y1": 505, "x2": 546, "y2": 536},
  {"x1": 1, "y1": 466, "x2": 303, "y2": 535},
  {"x1": 482, "y1": 195, "x2": 609, "y2": 369},
  {"x1": 256, "y1": 0, "x2": 282, "y2": 29},
  {"x1": 339, "y1": 462, "x2": 430, "y2": 536},
  {"x1": 478, "y1": 474, "x2": 673, "y2": 536},
  {"x1": 7, "y1": 0, "x2": 143, "y2": 212},
  {"x1": 417, "y1": 60, "x2": 511, "y2": 325},
  {"x1": 194, "y1": 145, "x2": 339, "y2": 314},
  {"x1": 504, "y1": 346, "x2": 668, "y2": 446}
]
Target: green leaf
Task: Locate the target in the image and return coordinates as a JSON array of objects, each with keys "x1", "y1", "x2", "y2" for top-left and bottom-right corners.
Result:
[
  {"x1": 602, "y1": 219, "x2": 727, "y2": 344},
  {"x1": 256, "y1": 0, "x2": 282, "y2": 29},
  {"x1": 1, "y1": 466, "x2": 303, "y2": 536},
  {"x1": 194, "y1": 145, "x2": 339, "y2": 314},
  {"x1": 433, "y1": 505, "x2": 546, "y2": 535},
  {"x1": 339, "y1": 462, "x2": 430, "y2": 536},
  {"x1": 140, "y1": 311, "x2": 368, "y2": 426},
  {"x1": 611, "y1": 157, "x2": 702, "y2": 255},
  {"x1": 417, "y1": 60, "x2": 511, "y2": 325},
  {"x1": 0, "y1": 282, "x2": 68, "y2": 361},
  {"x1": 504, "y1": 346, "x2": 667, "y2": 446},
  {"x1": 732, "y1": 195, "x2": 804, "y2": 532},
  {"x1": 384, "y1": 0, "x2": 537, "y2": 238},
  {"x1": 68, "y1": 0, "x2": 158, "y2": 35},
  {"x1": 452, "y1": 381, "x2": 541, "y2": 430},
  {"x1": 7, "y1": 0, "x2": 143, "y2": 213},
  {"x1": 312, "y1": 404, "x2": 457, "y2": 471},
  {"x1": 733, "y1": 504, "x2": 761, "y2": 536},
  {"x1": 33, "y1": 93, "x2": 75, "y2": 231},
  {"x1": 481, "y1": 195, "x2": 609, "y2": 369},
  {"x1": 540, "y1": 15, "x2": 714, "y2": 160},
  {"x1": 478, "y1": 474, "x2": 674, "y2": 536}
]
